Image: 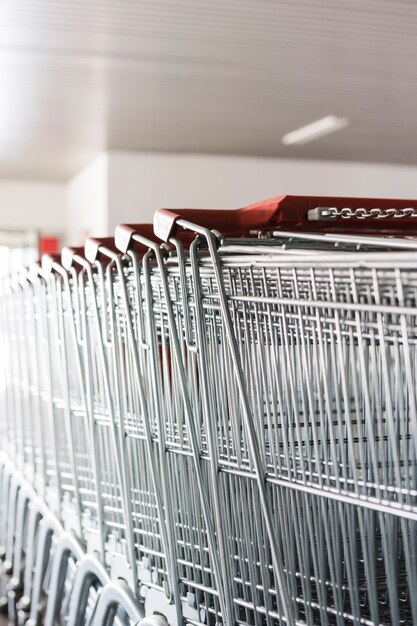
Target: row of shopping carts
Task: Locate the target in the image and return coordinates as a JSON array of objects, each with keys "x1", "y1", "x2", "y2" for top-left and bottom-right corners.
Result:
[{"x1": 1, "y1": 194, "x2": 417, "y2": 626}]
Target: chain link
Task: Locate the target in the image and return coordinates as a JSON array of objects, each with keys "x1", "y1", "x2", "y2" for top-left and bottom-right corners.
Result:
[{"x1": 308, "y1": 206, "x2": 417, "y2": 220}]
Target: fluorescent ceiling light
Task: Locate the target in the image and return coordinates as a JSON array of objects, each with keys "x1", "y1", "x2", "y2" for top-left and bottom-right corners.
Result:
[{"x1": 282, "y1": 115, "x2": 350, "y2": 146}]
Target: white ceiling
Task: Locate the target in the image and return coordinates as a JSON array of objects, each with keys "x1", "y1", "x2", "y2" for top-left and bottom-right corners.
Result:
[{"x1": 0, "y1": 0, "x2": 417, "y2": 180}]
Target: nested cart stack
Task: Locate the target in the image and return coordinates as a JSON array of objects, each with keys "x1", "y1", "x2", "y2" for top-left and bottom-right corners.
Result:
[{"x1": 0, "y1": 195, "x2": 416, "y2": 626}]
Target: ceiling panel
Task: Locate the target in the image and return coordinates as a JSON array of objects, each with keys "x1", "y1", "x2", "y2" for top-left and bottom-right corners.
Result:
[{"x1": 0, "y1": 0, "x2": 416, "y2": 179}]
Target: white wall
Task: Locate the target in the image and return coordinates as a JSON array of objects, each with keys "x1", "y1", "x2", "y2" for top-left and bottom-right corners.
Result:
[
  {"x1": 66, "y1": 153, "x2": 108, "y2": 245},
  {"x1": 0, "y1": 179, "x2": 66, "y2": 236},
  {"x1": 3, "y1": 151, "x2": 417, "y2": 245},
  {"x1": 107, "y1": 151, "x2": 417, "y2": 231}
]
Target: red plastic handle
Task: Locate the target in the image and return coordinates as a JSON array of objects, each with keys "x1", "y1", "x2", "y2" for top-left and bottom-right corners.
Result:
[
  {"x1": 154, "y1": 195, "x2": 417, "y2": 241},
  {"x1": 17, "y1": 268, "x2": 29, "y2": 284},
  {"x1": 115, "y1": 224, "x2": 161, "y2": 254},
  {"x1": 61, "y1": 246, "x2": 86, "y2": 270},
  {"x1": 153, "y1": 196, "x2": 287, "y2": 241},
  {"x1": 41, "y1": 253, "x2": 62, "y2": 275},
  {"x1": 29, "y1": 261, "x2": 49, "y2": 282},
  {"x1": 115, "y1": 222, "x2": 196, "y2": 254},
  {"x1": 22, "y1": 262, "x2": 41, "y2": 284},
  {"x1": 84, "y1": 237, "x2": 120, "y2": 264}
]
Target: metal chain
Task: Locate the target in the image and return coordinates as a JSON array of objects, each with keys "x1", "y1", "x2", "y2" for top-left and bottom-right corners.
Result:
[{"x1": 308, "y1": 206, "x2": 417, "y2": 220}]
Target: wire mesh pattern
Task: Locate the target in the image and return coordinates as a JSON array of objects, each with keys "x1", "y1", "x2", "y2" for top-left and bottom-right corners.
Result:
[
  {"x1": 0, "y1": 195, "x2": 417, "y2": 626},
  {"x1": 149, "y1": 239, "x2": 417, "y2": 626}
]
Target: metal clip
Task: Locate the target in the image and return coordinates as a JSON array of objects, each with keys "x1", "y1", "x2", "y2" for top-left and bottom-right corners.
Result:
[{"x1": 307, "y1": 207, "x2": 336, "y2": 221}]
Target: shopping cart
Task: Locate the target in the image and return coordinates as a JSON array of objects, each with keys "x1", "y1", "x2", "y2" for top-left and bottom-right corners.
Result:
[
  {"x1": 0, "y1": 249, "x2": 146, "y2": 625},
  {"x1": 62, "y1": 235, "x2": 184, "y2": 622},
  {"x1": 111, "y1": 224, "x2": 232, "y2": 624},
  {"x1": 148, "y1": 195, "x2": 417, "y2": 626},
  {"x1": 1, "y1": 194, "x2": 417, "y2": 626}
]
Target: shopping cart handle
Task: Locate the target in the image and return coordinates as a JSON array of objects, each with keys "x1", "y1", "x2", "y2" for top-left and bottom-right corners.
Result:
[
  {"x1": 29, "y1": 261, "x2": 51, "y2": 282},
  {"x1": 61, "y1": 246, "x2": 86, "y2": 270},
  {"x1": 153, "y1": 196, "x2": 303, "y2": 240},
  {"x1": 18, "y1": 268, "x2": 30, "y2": 285},
  {"x1": 28, "y1": 261, "x2": 41, "y2": 280},
  {"x1": 154, "y1": 195, "x2": 417, "y2": 240},
  {"x1": 41, "y1": 253, "x2": 62, "y2": 275},
  {"x1": 115, "y1": 224, "x2": 160, "y2": 254},
  {"x1": 84, "y1": 237, "x2": 120, "y2": 263}
]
